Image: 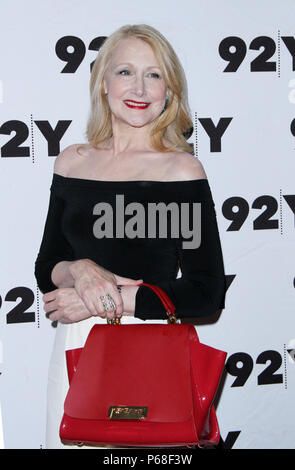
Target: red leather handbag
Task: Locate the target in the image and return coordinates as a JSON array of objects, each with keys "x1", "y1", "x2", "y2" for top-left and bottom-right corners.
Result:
[{"x1": 59, "y1": 283, "x2": 226, "y2": 448}]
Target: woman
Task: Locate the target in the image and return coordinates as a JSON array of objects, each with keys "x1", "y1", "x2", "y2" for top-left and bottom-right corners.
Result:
[{"x1": 35, "y1": 24, "x2": 226, "y2": 449}]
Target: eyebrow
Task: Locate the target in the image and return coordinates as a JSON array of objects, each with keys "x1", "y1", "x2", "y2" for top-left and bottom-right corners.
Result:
[{"x1": 114, "y1": 62, "x2": 161, "y2": 70}]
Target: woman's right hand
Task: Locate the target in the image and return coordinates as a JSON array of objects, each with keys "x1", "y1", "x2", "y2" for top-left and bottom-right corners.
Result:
[{"x1": 69, "y1": 259, "x2": 143, "y2": 320}]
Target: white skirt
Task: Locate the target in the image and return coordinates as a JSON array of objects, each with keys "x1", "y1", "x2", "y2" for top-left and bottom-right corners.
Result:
[{"x1": 45, "y1": 314, "x2": 167, "y2": 449}]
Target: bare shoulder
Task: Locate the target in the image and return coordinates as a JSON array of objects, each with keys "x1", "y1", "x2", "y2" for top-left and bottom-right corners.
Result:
[
  {"x1": 53, "y1": 143, "x2": 90, "y2": 176},
  {"x1": 169, "y1": 151, "x2": 207, "y2": 181}
]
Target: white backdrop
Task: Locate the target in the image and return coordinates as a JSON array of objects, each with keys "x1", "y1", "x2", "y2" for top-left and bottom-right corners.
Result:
[{"x1": 0, "y1": 0, "x2": 294, "y2": 449}]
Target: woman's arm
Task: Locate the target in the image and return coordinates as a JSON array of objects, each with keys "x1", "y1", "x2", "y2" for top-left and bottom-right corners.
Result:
[
  {"x1": 134, "y1": 157, "x2": 226, "y2": 321},
  {"x1": 51, "y1": 260, "x2": 76, "y2": 288},
  {"x1": 134, "y1": 194, "x2": 226, "y2": 321},
  {"x1": 35, "y1": 174, "x2": 142, "y2": 321},
  {"x1": 34, "y1": 183, "x2": 76, "y2": 294}
]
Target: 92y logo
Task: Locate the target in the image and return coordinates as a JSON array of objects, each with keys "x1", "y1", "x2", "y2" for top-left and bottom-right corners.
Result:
[
  {"x1": 222, "y1": 193, "x2": 295, "y2": 232},
  {"x1": 0, "y1": 119, "x2": 71, "y2": 157},
  {"x1": 219, "y1": 35, "x2": 295, "y2": 72},
  {"x1": 55, "y1": 36, "x2": 107, "y2": 73},
  {"x1": 0, "y1": 287, "x2": 35, "y2": 324},
  {"x1": 226, "y1": 350, "x2": 284, "y2": 387}
]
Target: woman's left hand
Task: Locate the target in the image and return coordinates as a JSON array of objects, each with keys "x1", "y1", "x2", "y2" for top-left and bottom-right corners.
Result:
[{"x1": 43, "y1": 287, "x2": 95, "y2": 324}]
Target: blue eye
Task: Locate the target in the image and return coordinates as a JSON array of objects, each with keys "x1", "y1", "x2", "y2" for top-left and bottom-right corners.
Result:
[
  {"x1": 150, "y1": 72, "x2": 161, "y2": 79},
  {"x1": 118, "y1": 70, "x2": 161, "y2": 78}
]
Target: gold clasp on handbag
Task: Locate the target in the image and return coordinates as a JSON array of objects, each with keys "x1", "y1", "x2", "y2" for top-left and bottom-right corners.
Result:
[
  {"x1": 167, "y1": 312, "x2": 178, "y2": 324},
  {"x1": 108, "y1": 406, "x2": 148, "y2": 420}
]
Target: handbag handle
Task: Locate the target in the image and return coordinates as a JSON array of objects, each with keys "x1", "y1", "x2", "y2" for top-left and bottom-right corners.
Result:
[
  {"x1": 108, "y1": 283, "x2": 178, "y2": 324},
  {"x1": 140, "y1": 282, "x2": 177, "y2": 323}
]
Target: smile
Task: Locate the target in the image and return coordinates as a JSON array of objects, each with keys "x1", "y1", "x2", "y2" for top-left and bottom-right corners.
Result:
[{"x1": 123, "y1": 100, "x2": 150, "y2": 109}]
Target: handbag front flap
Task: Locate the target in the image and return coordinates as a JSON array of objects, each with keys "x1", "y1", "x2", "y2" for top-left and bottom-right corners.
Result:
[{"x1": 64, "y1": 324, "x2": 194, "y2": 423}]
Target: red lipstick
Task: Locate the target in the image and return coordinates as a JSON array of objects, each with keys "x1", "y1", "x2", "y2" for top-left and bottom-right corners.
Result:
[{"x1": 124, "y1": 100, "x2": 150, "y2": 109}]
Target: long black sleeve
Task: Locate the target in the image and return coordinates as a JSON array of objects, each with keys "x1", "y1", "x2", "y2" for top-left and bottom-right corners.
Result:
[
  {"x1": 134, "y1": 184, "x2": 226, "y2": 320},
  {"x1": 34, "y1": 184, "x2": 75, "y2": 294}
]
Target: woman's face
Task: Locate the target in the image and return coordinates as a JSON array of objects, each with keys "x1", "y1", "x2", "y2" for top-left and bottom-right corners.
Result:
[{"x1": 103, "y1": 37, "x2": 168, "y2": 129}]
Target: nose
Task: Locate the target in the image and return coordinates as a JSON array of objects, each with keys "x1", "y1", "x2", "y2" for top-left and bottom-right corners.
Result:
[{"x1": 133, "y1": 74, "x2": 145, "y2": 96}]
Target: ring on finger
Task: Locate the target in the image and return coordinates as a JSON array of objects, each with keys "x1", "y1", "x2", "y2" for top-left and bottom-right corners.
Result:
[
  {"x1": 105, "y1": 293, "x2": 115, "y2": 310},
  {"x1": 107, "y1": 294, "x2": 122, "y2": 321},
  {"x1": 100, "y1": 295, "x2": 109, "y2": 312},
  {"x1": 100, "y1": 293, "x2": 116, "y2": 312}
]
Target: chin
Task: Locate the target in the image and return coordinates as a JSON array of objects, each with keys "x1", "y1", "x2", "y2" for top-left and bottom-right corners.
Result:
[
  {"x1": 132, "y1": 113, "x2": 162, "y2": 125},
  {"x1": 121, "y1": 117, "x2": 152, "y2": 128},
  {"x1": 113, "y1": 112, "x2": 160, "y2": 128}
]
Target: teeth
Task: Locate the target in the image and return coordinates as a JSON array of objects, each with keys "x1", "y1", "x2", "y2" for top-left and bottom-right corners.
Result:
[{"x1": 124, "y1": 101, "x2": 148, "y2": 107}]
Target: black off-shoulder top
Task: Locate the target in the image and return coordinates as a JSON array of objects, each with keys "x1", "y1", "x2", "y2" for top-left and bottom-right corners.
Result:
[{"x1": 34, "y1": 174, "x2": 226, "y2": 320}]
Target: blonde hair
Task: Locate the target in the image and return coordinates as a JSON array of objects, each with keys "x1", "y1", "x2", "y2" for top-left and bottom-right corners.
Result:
[{"x1": 82, "y1": 24, "x2": 193, "y2": 154}]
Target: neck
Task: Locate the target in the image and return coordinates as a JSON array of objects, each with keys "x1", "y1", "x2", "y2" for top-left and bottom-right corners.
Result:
[{"x1": 107, "y1": 118, "x2": 154, "y2": 157}]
